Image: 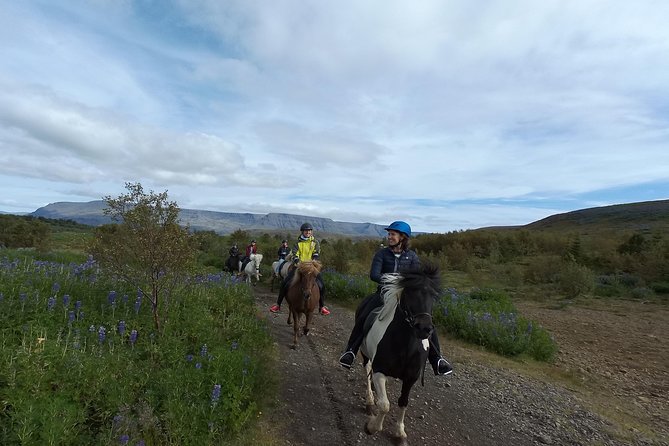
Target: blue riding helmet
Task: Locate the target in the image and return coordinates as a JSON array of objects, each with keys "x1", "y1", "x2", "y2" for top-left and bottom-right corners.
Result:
[{"x1": 384, "y1": 221, "x2": 411, "y2": 238}]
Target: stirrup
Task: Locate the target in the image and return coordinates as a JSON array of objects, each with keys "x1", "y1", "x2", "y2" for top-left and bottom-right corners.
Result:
[{"x1": 339, "y1": 351, "x2": 355, "y2": 368}]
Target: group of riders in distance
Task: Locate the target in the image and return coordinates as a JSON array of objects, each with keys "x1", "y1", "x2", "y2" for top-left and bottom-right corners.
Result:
[{"x1": 225, "y1": 220, "x2": 453, "y2": 376}]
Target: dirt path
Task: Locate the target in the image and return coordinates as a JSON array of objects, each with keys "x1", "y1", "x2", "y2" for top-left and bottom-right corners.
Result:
[{"x1": 252, "y1": 286, "x2": 666, "y2": 446}]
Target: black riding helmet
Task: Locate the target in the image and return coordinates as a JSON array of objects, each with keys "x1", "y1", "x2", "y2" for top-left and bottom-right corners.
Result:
[{"x1": 300, "y1": 222, "x2": 313, "y2": 231}]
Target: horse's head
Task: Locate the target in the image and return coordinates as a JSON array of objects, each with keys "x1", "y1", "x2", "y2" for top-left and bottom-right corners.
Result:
[
  {"x1": 394, "y1": 263, "x2": 441, "y2": 340},
  {"x1": 296, "y1": 261, "x2": 322, "y2": 301},
  {"x1": 250, "y1": 253, "x2": 263, "y2": 268}
]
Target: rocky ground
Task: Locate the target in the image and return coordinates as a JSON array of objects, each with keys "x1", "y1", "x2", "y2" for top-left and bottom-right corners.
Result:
[{"x1": 252, "y1": 285, "x2": 668, "y2": 446}]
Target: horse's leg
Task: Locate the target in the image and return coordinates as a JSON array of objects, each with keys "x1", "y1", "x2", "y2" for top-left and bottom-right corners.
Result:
[
  {"x1": 394, "y1": 378, "x2": 417, "y2": 445},
  {"x1": 364, "y1": 361, "x2": 375, "y2": 415},
  {"x1": 303, "y1": 310, "x2": 313, "y2": 336},
  {"x1": 291, "y1": 311, "x2": 300, "y2": 349},
  {"x1": 365, "y1": 372, "x2": 389, "y2": 435}
]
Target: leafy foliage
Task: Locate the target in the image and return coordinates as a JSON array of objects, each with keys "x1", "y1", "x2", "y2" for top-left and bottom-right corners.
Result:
[{"x1": 88, "y1": 183, "x2": 195, "y2": 330}]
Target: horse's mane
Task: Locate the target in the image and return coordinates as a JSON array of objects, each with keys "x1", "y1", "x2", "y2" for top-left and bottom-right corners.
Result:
[
  {"x1": 289, "y1": 260, "x2": 322, "y2": 287},
  {"x1": 378, "y1": 262, "x2": 441, "y2": 320},
  {"x1": 297, "y1": 260, "x2": 322, "y2": 276}
]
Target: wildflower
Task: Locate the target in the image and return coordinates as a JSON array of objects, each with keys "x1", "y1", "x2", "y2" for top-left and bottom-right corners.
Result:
[
  {"x1": 62, "y1": 294, "x2": 70, "y2": 307},
  {"x1": 195, "y1": 362, "x2": 202, "y2": 369},
  {"x1": 68, "y1": 311, "x2": 75, "y2": 323},
  {"x1": 129, "y1": 330, "x2": 138, "y2": 345},
  {"x1": 134, "y1": 298, "x2": 141, "y2": 314},
  {"x1": 52, "y1": 282, "x2": 60, "y2": 293},
  {"x1": 211, "y1": 384, "x2": 221, "y2": 405},
  {"x1": 122, "y1": 294, "x2": 129, "y2": 304},
  {"x1": 113, "y1": 415, "x2": 123, "y2": 430},
  {"x1": 98, "y1": 326, "x2": 106, "y2": 344},
  {"x1": 47, "y1": 297, "x2": 56, "y2": 311},
  {"x1": 118, "y1": 320, "x2": 126, "y2": 335},
  {"x1": 119, "y1": 434, "x2": 129, "y2": 445},
  {"x1": 200, "y1": 344, "x2": 208, "y2": 357},
  {"x1": 89, "y1": 325, "x2": 96, "y2": 333},
  {"x1": 231, "y1": 341, "x2": 239, "y2": 351},
  {"x1": 185, "y1": 354, "x2": 194, "y2": 362},
  {"x1": 75, "y1": 300, "x2": 82, "y2": 311},
  {"x1": 108, "y1": 291, "x2": 117, "y2": 306},
  {"x1": 79, "y1": 311, "x2": 85, "y2": 320}
]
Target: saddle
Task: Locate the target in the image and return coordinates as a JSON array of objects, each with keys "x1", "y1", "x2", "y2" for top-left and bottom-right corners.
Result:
[{"x1": 363, "y1": 307, "x2": 383, "y2": 336}]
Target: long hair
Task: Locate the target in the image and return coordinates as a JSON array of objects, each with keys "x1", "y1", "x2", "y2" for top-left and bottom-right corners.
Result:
[{"x1": 399, "y1": 234, "x2": 410, "y2": 252}]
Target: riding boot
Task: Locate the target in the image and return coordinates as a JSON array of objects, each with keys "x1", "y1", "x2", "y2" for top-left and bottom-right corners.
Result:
[{"x1": 428, "y1": 330, "x2": 453, "y2": 375}]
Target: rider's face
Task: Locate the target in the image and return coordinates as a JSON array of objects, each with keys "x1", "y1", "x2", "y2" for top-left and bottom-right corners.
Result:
[
  {"x1": 386, "y1": 230, "x2": 402, "y2": 245},
  {"x1": 302, "y1": 229, "x2": 313, "y2": 237}
]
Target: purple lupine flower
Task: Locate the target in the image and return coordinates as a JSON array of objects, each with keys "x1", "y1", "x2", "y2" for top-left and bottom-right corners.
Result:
[
  {"x1": 119, "y1": 434, "x2": 129, "y2": 445},
  {"x1": 68, "y1": 311, "x2": 75, "y2": 323},
  {"x1": 231, "y1": 341, "x2": 239, "y2": 351},
  {"x1": 122, "y1": 294, "x2": 129, "y2": 304},
  {"x1": 129, "y1": 330, "x2": 138, "y2": 345},
  {"x1": 185, "y1": 354, "x2": 194, "y2": 362},
  {"x1": 134, "y1": 297, "x2": 141, "y2": 314},
  {"x1": 75, "y1": 300, "x2": 82, "y2": 311},
  {"x1": 62, "y1": 294, "x2": 70, "y2": 307},
  {"x1": 200, "y1": 344, "x2": 208, "y2": 357},
  {"x1": 47, "y1": 296, "x2": 56, "y2": 311},
  {"x1": 118, "y1": 320, "x2": 126, "y2": 335},
  {"x1": 195, "y1": 362, "x2": 202, "y2": 369},
  {"x1": 108, "y1": 291, "x2": 117, "y2": 306},
  {"x1": 113, "y1": 415, "x2": 123, "y2": 430},
  {"x1": 211, "y1": 384, "x2": 221, "y2": 405},
  {"x1": 98, "y1": 326, "x2": 106, "y2": 344},
  {"x1": 52, "y1": 282, "x2": 60, "y2": 293},
  {"x1": 136, "y1": 440, "x2": 145, "y2": 446}
]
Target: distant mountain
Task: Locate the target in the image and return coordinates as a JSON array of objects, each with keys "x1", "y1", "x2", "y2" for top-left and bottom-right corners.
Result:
[
  {"x1": 29, "y1": 201, "x2": 388, "y2": 237},
  {"x1": 525, "y1": 199, "x2": 669, "y2": 233}
]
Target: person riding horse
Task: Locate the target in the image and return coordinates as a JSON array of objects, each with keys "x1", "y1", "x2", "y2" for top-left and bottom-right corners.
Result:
[
  {"x1": 269, "y1": 223, "x2": 330, "y2": 316},
  {"x1": 239, "y1": 240, "x2": 258, "y2": 272},
  {"x1": 277, "y1": 240, "x2": 290, "y2": 260},
  {"x1": 338, "y1": 220, "x2": 453, "y2": 376}
]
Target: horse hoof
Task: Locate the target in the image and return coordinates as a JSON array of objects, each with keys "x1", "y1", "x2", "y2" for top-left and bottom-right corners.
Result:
[{"x1": 364, "y1": 423, "x2": 377, "y2": 435}]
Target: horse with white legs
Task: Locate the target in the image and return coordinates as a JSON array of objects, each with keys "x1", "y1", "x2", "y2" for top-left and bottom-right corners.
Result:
[
  {"x1": 360, "y1": 263, "x2": 441, "y2": 446},
  {"x1": 270, "y1": 253, "x2": 293, "y2": 292},
  {"x1": 240, "y1": 253, "x2": 263, "y2": 285}
]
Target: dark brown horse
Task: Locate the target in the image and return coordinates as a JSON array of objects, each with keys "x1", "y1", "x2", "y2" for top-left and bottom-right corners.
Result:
[{"x1": 285, "y1": 260, "x2": 322, "y2": 349}]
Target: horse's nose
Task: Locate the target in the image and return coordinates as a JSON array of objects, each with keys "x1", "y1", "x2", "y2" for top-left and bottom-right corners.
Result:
[{"x1": 414, "y1": 320, "x2": 433, "y2": 339}]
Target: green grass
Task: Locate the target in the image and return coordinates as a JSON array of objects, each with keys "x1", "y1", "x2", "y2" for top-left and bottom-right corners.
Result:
[{"x1": 0, "y1": 250, "x2": 273, "y2": 445}]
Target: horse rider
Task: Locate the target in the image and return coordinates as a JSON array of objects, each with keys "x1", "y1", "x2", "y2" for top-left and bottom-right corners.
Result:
[
  {"x1": 277, "y1": 239, "x2": 290, "y2": 260},
  {"x1": 229, "y1": 243, "x2": 240, "y2": 258},
  {"x1": 338, "y1": 221, "x2": 453, "y2": 376},
  {"x1": 269, "y1": 222, "x2": 330, "y2": 315},
  {"x1": 240, "y1": 240, "x2": 257, "y2": 272}
]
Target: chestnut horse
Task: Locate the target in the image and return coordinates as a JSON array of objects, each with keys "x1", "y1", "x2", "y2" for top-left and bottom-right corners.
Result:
[{"x1": 284, "y1": 260, "x2": 322, "y2": 349}]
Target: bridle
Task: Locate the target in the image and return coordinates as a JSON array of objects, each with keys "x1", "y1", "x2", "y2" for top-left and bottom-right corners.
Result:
[{"x1": 399, "y1": 292, "x2": 433, "y2": 329}]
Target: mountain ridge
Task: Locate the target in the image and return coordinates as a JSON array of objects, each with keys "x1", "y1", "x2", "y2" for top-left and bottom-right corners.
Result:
[{"x1": 29, "y1": 200, "x2": 389, "y2": 237}]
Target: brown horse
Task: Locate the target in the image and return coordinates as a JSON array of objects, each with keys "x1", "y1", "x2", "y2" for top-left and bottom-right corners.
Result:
[{"x1": 285, "y1": 260, "x2": 322, "y2": 349}]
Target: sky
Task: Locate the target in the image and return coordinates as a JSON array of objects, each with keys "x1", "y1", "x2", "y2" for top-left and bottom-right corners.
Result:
[{"x1": 1, "y1": 0, "x2": 668, "y2": 233}]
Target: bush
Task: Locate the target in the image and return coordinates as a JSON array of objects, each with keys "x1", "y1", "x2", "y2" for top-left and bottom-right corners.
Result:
[
  {"x1": 322, "y1": 270, "x2": 376, "y2": 304},
  {"x1": 593, "y1": 284, "x2": 622, "y2": 297},
  {"x1": 434, "y1": 288, "x2": 557, "y2": 361},
  {"x1": 557, "y1": 262, "x2": 594, "y2": 297},
  {"x1": 651, "y1": 282, "x2": 669, "y2": 294}
]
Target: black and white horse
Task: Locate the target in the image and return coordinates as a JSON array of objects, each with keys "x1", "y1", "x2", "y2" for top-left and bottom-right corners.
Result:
[{"x1": 360, "y1": 263, "x2": 441, "y2": 445}]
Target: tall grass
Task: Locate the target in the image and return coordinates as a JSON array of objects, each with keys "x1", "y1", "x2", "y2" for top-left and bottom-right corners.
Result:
[{"x1": 0, "y1": 250, "x2": 272, "y2": 445}]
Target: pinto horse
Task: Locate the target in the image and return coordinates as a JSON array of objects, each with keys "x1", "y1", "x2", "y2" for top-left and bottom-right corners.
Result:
[
  {"x1": 360, "y1": 263, "x2": 441, "y2": 446},
  {"x1": 240, "y1": 253, "x2": 263, "y2": 285},
  {"x1": 270, "y1": 253, "x2": 293, "y2": 292},
  {"x1": 284, "y1": 260, "x2": 322, "y2": 349}
]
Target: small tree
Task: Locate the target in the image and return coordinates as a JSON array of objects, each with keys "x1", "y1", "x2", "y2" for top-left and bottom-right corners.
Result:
[{"x1": 89, "y1": 182, "x2": 195, "y2": 330}]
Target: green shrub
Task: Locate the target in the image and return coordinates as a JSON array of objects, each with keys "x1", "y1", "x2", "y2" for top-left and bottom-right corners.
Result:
[
  {"x1": 434, "y1": 288, "x2": 557, "y2": 361},
  {"x1": 322, "y1": 270, "x2": 376, "y2": 304},
  {"x1": 651, "y1": 282, "x2": 669, "y2": 294},
  {"x1": 593, "y1": 284, "x2": 621, "y2": 297},
  {"x1": 557, "y1": 262, "x2": 594, "y2": 297}
]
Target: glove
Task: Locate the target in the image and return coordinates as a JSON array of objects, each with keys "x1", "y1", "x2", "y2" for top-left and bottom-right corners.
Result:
[{"x1": 312, "y1": 254, "x2": 319, "y2": 260}]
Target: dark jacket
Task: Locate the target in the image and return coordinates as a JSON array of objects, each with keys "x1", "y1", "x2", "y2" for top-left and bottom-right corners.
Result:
[
  {"x1": 369, "y1": 248, "x2": 420, "y2": 284},
  {"x1": 277, "y1": 245, "x2": 290, "y2": 260}
]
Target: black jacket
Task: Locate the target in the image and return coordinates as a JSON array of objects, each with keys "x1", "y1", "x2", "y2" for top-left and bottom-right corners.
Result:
[{"x1": 369, "y1": 247, "x2": 420, "y2": 284}]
